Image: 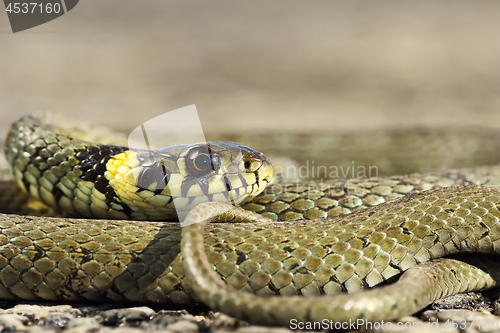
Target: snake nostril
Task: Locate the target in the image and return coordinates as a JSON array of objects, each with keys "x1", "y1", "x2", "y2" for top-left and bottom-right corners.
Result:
[{"x1": 244, "y1": 161, "x2": 251, "y2": 169}]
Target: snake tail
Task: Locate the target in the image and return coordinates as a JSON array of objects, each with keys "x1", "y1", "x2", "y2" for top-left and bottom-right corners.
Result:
[{"x1": 181, "y1": 187, "x2": 500, "y2": 325}]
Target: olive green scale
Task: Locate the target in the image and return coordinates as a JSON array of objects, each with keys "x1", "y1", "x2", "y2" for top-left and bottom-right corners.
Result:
[{"x1": 1, "y1": 185, "x2": 500, "y2": 306}]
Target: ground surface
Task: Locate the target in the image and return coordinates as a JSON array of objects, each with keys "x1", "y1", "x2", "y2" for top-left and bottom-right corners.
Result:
[{"x1": 1, "y1": 1, "x2": 500, "y2": 332}]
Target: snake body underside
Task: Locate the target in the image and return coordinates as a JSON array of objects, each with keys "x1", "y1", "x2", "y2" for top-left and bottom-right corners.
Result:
[{"x1": 3, "y1": 114, "x2": 500, "y2": 326}]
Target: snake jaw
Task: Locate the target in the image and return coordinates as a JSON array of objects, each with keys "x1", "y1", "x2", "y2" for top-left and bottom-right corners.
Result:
[{"x1": 238, "y1": 144, "x2": 273, "y2": 197}]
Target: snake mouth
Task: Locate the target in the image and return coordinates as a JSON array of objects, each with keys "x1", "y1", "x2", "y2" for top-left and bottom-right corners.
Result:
[
  {"x1": 239, "y1": 145, "x2": 273, "y2": 193},
  {"x1": 260, "y1": 166, "x2": 273, "y2": 184}
]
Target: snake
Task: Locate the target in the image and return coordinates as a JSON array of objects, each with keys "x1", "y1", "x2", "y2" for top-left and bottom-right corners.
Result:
[{"x1": 3, "y1": 114, "x2": 500, "y2": 327}]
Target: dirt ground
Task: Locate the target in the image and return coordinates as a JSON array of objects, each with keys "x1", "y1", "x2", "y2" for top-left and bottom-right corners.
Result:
[
  {"x1": 1, "y1": 1, "x2": 499, "y2": 135},
  {"x1": 1, "y1": 1, "x2": 500, "y2": 332}
]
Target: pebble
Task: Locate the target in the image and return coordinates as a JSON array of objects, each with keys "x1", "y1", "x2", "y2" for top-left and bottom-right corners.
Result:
[{"x1": 0, "y1": 291, "x2": 496, "y2": 333}]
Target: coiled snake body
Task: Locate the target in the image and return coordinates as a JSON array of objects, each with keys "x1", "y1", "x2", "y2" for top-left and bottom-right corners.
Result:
[{"x1": 3, "y1": 114, "x2": 500, "y2": 326}]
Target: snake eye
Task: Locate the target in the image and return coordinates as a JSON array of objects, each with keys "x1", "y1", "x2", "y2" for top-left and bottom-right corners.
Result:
[
  {"x1": 186, "y1": 147, "x2": 220, "y2": 177},
  {"x1": 243, "y1": 158, "x2": 262, "y2": 172},
  {"x1": 193, "y1": 153, "x2": 211, "y2": 172}
]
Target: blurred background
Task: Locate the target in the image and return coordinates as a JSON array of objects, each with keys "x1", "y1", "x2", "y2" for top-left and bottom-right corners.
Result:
[{"x1": 1, "y1": 1, "x2": 499, "y2": 137}]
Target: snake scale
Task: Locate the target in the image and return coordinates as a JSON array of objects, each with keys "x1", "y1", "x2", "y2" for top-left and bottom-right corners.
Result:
[{"x1": 3, "y1": 114, "x2": 500, "y2": 327}]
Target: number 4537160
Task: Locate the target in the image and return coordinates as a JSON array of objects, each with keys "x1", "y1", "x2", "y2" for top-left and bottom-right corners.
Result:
[{"x1": 5, "y1": 2, "x2": 62, "y2": 14}]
